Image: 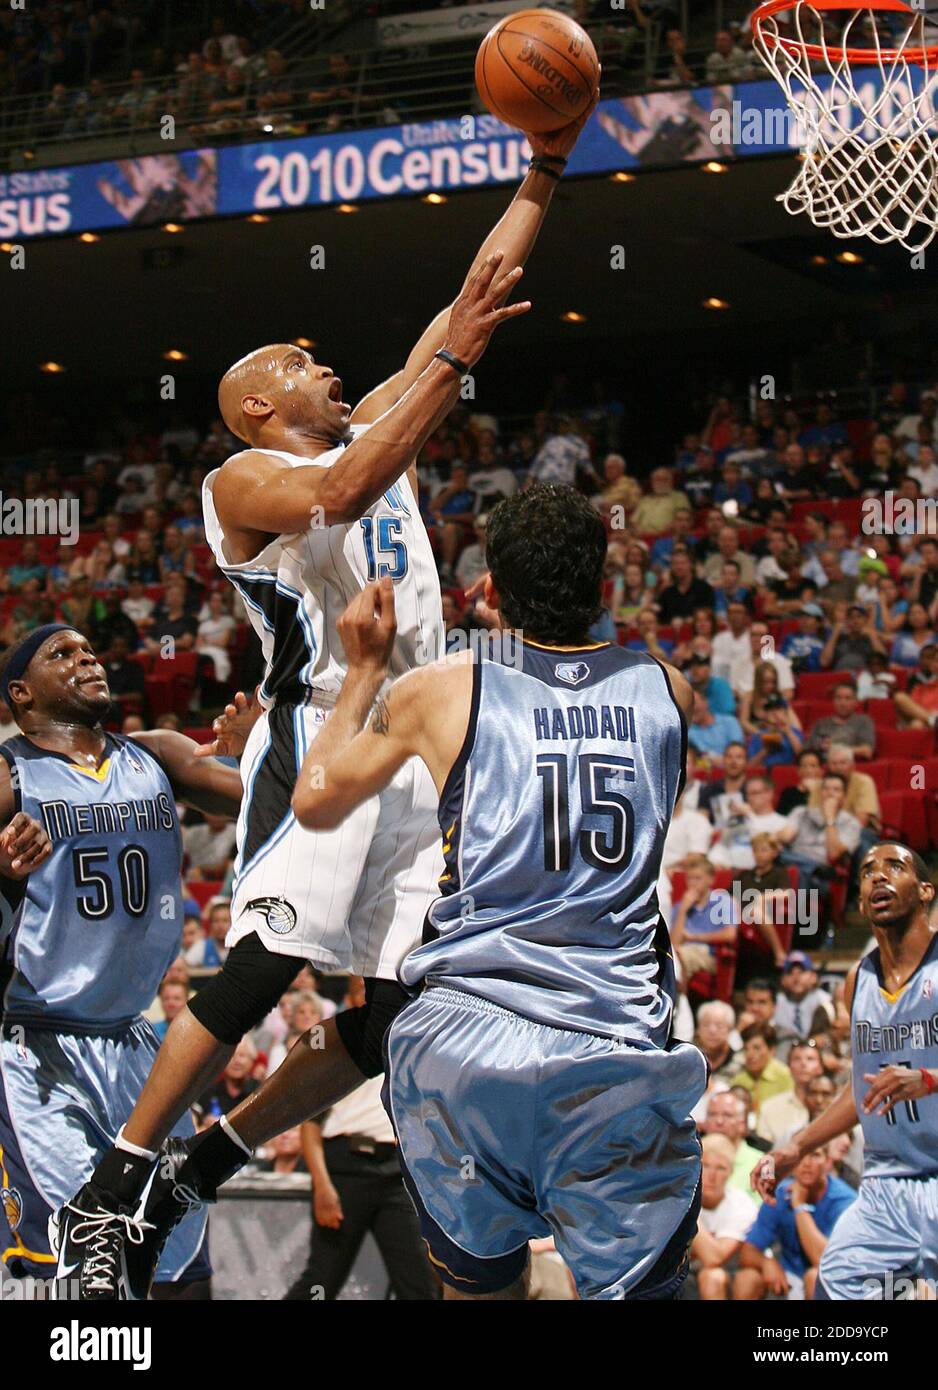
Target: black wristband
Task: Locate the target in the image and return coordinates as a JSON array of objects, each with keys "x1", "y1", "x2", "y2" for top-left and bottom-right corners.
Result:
[
  {"x1": 435, "y1": 348, "x2": 469, "y2": 377},
  {"x1": 538, "y1": 152, "x2": 567, "y2": 166},
  {"x1": 529, "y1": 156, "x2": 563, "y2": 181}
]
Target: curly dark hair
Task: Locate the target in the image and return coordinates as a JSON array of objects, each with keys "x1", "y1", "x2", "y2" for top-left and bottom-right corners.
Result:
[{"x1": 485, "y1": 484, "x2": 606, "y2": 645}]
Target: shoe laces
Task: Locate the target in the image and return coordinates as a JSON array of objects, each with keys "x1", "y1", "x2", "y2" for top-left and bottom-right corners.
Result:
[{"x1": 64, "y1": 1201, "x2": 151, "y2": 1295}]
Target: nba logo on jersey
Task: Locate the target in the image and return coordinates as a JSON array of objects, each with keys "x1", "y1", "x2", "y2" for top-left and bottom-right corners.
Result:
[
  {"x1": 925, "y1": 978, "x2": 933, "y2": 1000},
  {"x1": 555, "y1": 661, "x2": 590, "y2": 686}
]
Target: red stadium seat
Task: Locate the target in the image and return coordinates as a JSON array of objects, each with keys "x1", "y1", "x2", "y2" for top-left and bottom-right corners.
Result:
[
  {"x1": 770, "y1": 764, "x2": 801, "y2": 793},
  {"x1": 184, "y1": 880, "x2": 223, "y2": 911},
  {"x1": 864, "y1": 699, "x2": 897, "y2": 727},
  {"x1": 878, "y1": 791, "x2": 930, "y2": 852},
  {"x1": 796, "y1": 671, "x2": 853, "y2": 698},
  {"x1": 874, "y1": 728, "x2": 934, "y2": 760}
]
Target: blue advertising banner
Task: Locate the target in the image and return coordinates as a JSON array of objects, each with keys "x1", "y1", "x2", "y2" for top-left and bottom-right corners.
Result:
[{"x1": 0, "y1": 74, "x2": 894, "y2": 240}]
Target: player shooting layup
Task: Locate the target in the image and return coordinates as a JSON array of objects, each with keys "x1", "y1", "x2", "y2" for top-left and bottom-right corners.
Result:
[
  {"x1": 753, "y1": 841, "x2": 938, "y2": 1300},
  {"x1": 59, "y1": 95, "x2": 598, "y2": 1298}
]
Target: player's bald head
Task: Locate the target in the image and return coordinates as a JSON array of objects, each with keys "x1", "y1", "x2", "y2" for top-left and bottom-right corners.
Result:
[{"x1": 218, "y1": 344, "x2": 291, "y2": 442}]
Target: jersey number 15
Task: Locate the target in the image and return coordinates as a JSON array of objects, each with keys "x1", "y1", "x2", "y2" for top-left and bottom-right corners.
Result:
[{"x1": 536, "y1": 753, "x2": 635, "y2": 874}]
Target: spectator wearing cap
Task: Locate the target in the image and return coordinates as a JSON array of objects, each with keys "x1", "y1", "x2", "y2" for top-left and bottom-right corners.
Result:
[
  {"x1": 658, "y1": 547, "x2": 715, "y2": 624},
  {"x1": 780, "y1": 603, "x2": 826, "y2": 674},
  {"x1": 774, "y1": 951, "x2": 835, "y2": 1041},
  {"x1": 632, "y1": 466, "x2": 691, "y2": 535},
  {"x1": 669, "y1": 854, "x2": 738, "y2": 980},
  {"x1": 856, "y1": 650, "x2": 897, "y2": 702},
  {"x1": 890, "y1": 599, "x2": 938, "y2": 667},
  {"x1": 734, "y1": 1146, "x2": 856, "y2": 1302},
  {"x1": 693, "y1": 1134, "x2": 758, "y2": 1300},
  {"x1": 747, "y1": 693, "x2": 803, "y2": 769},
  {"x1": 756, "y1": 1040, "x2": 824, "y2": 1146},
  {"x1": 701, "y1": 1090, "x2": 765, "y2": 1204},
  {"x1": 685, "y1": 651, "x2": 736, "y2": 716},
  {"x1": 688, "y1": 692, "x2": 744, "y2": 764},
  {"x1": 807, "y1": 743, "x2": 879, "y2": 830},
  {"x1": 804, "y1": 680, "x2": 875, "y2": 759},
  {"x1": 733, "y1": 1023, "x2": 793, "y2": 1115},
  {"x1": 820, "y1": 601, "x2": 888, "y2": 672},
  {"x1": 895, "y1": 643, "x2": 938, "y2": 728}
]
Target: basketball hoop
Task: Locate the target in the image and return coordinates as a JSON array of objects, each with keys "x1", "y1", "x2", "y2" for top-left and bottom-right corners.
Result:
[{"x1": 752, "y1": 1, "x2": 938, "y2": 251}]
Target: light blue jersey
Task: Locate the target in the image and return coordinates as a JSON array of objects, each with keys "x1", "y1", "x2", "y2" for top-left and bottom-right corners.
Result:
[
  {"x1": 850, "y1": 934, "x2": 938, "y2": 1178},
  {"x1": 0, "y1": 734, "x2": 183, "y2": 1030},
  {"x1": 399, "y1": 638, "x2": 687, "y2": 1043}
]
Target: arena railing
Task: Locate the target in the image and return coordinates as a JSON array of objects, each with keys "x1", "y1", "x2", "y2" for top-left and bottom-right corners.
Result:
[{"x1": 0, "y1": 3, "x2": 758, "y2": 171}]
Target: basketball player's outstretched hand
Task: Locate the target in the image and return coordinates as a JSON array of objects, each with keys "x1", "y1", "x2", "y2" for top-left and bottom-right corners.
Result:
[
  {"x1": 0, "y1": 812, "x2": 52, "y2": 878},
  {"x1": 338, "y1": 577, "x2": 397, "y2": 676},
  {"x1": 443, "y1": 251, "x2": 532, "y2": 368},
  {"x1": 527, "y1": 71, "x2": 601, "y2": 162},
  {"x1": 194, "y1": 686, "x2": 263, "y2": 759}
]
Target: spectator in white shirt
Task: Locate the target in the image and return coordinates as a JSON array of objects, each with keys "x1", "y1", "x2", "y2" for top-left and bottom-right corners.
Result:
[
  {"x1": 693, "y1": 1134, "x2": 760, "y2": 1299},
  {"x1": 711, "y1": 600, "x2": 752, "y2": 682},
  {"x1": 709, "y1": 774, "x2": 788, "y2": 870},
  {"x1": 455, "y1": 514, "x2": 489, "y2": 592},
  {"x1": 531, "y1": 416, "x2": 597, "y2": 488},
  {"x1": 910, "y1": 442, "x2": 938, "y2": 495}
]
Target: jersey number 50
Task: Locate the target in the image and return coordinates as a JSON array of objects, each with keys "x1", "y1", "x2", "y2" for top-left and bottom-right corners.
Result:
[
  {"x1": 536, "y1": 753, "x2": 635, "y2": 874},
  {"x1": 73, "y1": 846, "x2": 150, "y2": 920}
]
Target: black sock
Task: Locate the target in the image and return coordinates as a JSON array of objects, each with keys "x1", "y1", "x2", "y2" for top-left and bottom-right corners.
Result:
[
  {"x1": 92, "y1": 1145, "x2": 156, "y2": 1207},
  {"x1": 181, "y1": 1123, "x2": 251, "y2": 1198}
]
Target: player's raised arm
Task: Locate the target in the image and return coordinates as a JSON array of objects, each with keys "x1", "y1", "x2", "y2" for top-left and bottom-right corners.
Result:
[
  {"x1": 351, "y1": 86, "x2": 600, "y2": 425},
  {"x1": 132, "y1": 729, "x2": 244, "y2": 817},
  {"x1": 291, "y1": 580, "x2": 471, "y2": 829},
  {"x1": 213, "y1": 254, "x2": 530, "y2": 536}
]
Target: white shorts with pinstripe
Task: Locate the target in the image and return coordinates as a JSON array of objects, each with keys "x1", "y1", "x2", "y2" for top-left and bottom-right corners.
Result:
[{"x1": 226, "y1": 700, "x2": 443, "y2": 979}]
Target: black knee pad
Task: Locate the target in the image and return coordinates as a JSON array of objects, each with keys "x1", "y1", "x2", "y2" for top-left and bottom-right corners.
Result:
[
  {"x1": 187, "y1": 932, "x2": 302, "y2": 1045},
  {"x1": 335, "y1": 978, "x2": 410, "y2": 1078}
]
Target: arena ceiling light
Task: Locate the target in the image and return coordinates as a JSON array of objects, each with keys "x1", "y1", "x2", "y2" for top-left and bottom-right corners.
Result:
[
  {"x1": 836, "y1": 251, "x2": 864, "y2": 265},
  {"x1": 422, "y1": 193, "x2": 447, "y2": 205},
  {"x1": 162, "y1": 223, "x2": 184, "y2": 234},
  {"x1": 560, "y1": 311, "x2": 587, "y2": 323},
  {"x1": 702, "y1": 161, "x2": 729, "y2": 174},
  {"x1": 293, "y1": 338, "x2": 316, "y2": 349},
  {"x1": 811, "y1": 254, "x2": 830, "y2": 265},
  {"x1": 39, "y1": 361, "x2": 65, "y2": 373},
  {"x1": 610, "y1": 171, "x2": 635, "y2": 183},
  {"x1": 163, "y1": 348, "x2": 188, "y2": 362},
  {"x1": 246, "y1": 213, "x2": 270, "y2": 224},
  {"x1": 336, "y1": 203, "x2": 359, "y2": 214},
  {"x1": 703, "y1": 296, "x2": 730, "y2": 310},
  {"x1": 78, "y1": 232, "x2": 100, "y2": 244}
]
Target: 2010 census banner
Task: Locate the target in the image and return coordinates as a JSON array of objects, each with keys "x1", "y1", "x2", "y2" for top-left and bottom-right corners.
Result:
[{"x1": 4, "y1": 72, "x2": 928, "y2": 240}]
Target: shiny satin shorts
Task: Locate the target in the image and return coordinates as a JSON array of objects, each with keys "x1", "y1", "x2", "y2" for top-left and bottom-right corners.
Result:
[{"x1": 384, "y1": 986, "x2": 706, "y2": 1299}]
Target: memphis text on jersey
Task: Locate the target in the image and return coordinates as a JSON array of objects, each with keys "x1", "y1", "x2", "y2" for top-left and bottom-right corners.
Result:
[{"x1": 38, "y1": 793, "x2": 176, "y2": 842}]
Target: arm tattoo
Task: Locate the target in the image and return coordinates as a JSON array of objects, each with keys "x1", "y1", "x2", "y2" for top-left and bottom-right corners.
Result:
[{"x1": 371, "y1": 696, "x2": 390, "y2": 736}]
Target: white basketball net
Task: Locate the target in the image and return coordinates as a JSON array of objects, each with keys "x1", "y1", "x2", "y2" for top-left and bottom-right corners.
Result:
[{"x1": 753, "y1": 3, "x2": 938, "y2": 251}]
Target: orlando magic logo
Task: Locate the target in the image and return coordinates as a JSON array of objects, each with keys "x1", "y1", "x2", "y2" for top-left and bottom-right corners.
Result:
[
  {"x1": 246, "y1": 897, "x2": 298, "y2": 935},
  {"x1": 1, "y1": 1185, "x2": 22, "y2": 1232},
  {"x1": 555, "y1": 661, "x2": 590, "y2": 687}
]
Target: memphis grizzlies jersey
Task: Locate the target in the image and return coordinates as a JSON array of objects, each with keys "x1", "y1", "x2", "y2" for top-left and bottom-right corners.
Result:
[
  {"x1": 0, "y1": 735, "x2": 183, "y2": 1031},
  {"x1": 399, "y1": 640, "x2": 687, "y2": 1043},
  {"x1": 203, "y1": 426, "x2": 444, "y2": 705},
  {"x1": 851, "y1": 935, "x2": 938, "y2": 1178}
]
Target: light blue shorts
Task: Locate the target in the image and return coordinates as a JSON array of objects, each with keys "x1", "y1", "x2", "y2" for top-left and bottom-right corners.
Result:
[
  {"x1": 384, "y1": 986, "x2": 706, "y2": 1300},
  {"x1": 818, "y1": 1173, "x2": 938, "y2": 1300},
  {"x1": 0, "y1": 1018, "x2": 209, "y2": 1283}
]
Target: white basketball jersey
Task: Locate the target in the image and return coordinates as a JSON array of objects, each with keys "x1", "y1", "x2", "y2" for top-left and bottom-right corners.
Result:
[{"x1": 202, "y1": 425, "x2": 444, "y2": 704}]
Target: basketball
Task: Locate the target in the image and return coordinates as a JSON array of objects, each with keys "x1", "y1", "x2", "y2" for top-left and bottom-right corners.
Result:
[{"x1": 475, "y1": 7, "x2": 599, "y2": 134}]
